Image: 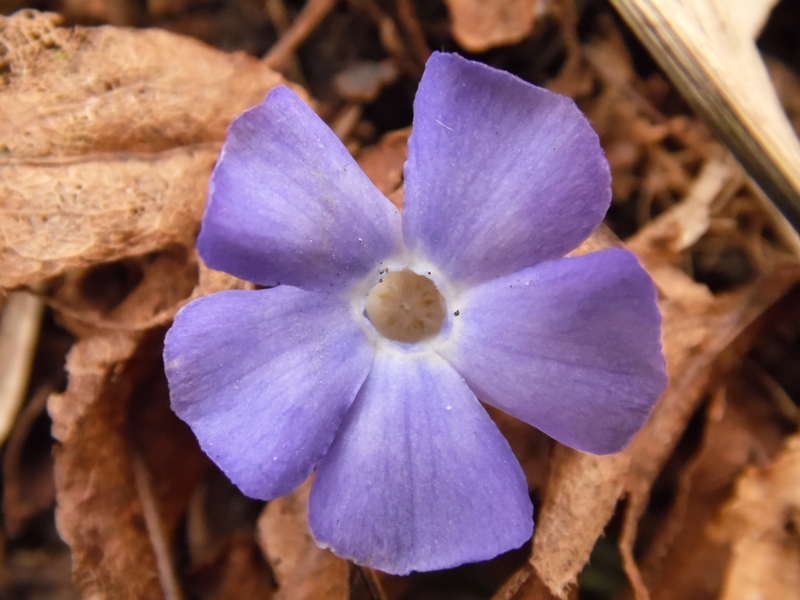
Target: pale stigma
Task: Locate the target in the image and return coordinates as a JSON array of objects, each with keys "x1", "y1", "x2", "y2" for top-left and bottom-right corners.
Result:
[{"x1": 365, "y1": 269, "x2": 446, "y2": 343}]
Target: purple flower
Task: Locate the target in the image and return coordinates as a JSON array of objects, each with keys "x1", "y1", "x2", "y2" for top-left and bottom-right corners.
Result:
[{"x1": 164, "y1": 52, "x2": 667, "y2": 575}]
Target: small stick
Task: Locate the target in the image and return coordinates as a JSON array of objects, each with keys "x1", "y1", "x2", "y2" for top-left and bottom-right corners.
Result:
[
  {"x1": 264, "y1": 0, "x2": 338, "y2": 72},
  {"x1": 395, "y1": 0, "x2": 431, "y2": 66},
  {"x1": 132, "y1": 454, "x2": 185, "y2": 600}
]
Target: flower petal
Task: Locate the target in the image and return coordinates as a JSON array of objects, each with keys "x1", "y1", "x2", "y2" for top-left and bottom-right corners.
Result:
[
  {"x1": 199, "y1": 86, "x2": 402, "y2": 291},
  {"x1": 403, "y1": 52, "x2": 611, "y2": 284},
  {"x1": 164, "y1": 286, "x2": 373, "y2": 499},
  {"x1": 308, "y1": 350, "x2": 532, "y2": 575},
  {"x1": 441, "y1": 249, "x2": 667, "y2": 454}
]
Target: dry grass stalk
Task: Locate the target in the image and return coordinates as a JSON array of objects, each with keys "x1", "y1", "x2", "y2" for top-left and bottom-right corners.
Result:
[{"x1": 609, "y1": 0, "x2": 800, "y2": 232}]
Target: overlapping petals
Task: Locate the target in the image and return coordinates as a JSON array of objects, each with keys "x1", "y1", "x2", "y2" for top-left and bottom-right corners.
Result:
[
  {"x1": 309, "y1": 351, "x2": 532, "y2": 574},
  {"x1": 166, "y1": 51, "x2": 667, "y2": 576},
  {"x1": 403, "y1": 53, "x2": 611, "y2": 285},
  {"x1": 164, "y1": 286, "x2": 373, "y2": 499},
  {"x1": 440, "y1": 248, "x2": 667, "y2": 455},
  {"x1": 199, "y1": 86, "x2": 402, "y2": 292}
]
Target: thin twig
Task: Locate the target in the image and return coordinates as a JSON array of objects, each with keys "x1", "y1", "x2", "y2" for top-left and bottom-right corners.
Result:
[
  {"x1": 395, "y1": 0, "x2": 431, "y2": 66},
  {"x1": 132, "y1": 454, "x2": 185, "y2": 600},
  {"x1": 264, "y1": 0, "x2": 338, "y2": 72}
]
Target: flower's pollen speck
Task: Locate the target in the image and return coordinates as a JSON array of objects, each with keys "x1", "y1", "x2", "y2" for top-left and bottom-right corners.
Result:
[
  {"x1": 445, "y1": 405, "x2": 452, "y2": 410},
  {"x1": 365, "y1": 269, "x2": 446, "y2": 343}
]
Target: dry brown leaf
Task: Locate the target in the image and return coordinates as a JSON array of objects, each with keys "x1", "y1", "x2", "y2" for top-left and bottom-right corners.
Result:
[
  {"x1": 48, "y1": 331, "x2": 163, "y2": 598},
  {"x1": 212, "y1": 533, "x2": 276, "y2": 600},
  {"x1": 444, "y1": 0, "x2": 542, "y2": 52},
  {"x1": 493, "y1": 564, "x2": 578, "y2": 600},
  {"x1": 47, "y1": 247, "x2": 198, "y2": 336},
  {"x1": 531, "y1": 448, "x2": 630, "y2": 596},
  {"x1": 47, "y1": 252, "x2": 211, "y2": 597},
  {"x1": 641, "y1": 375, "x2": 785, "y2": 600},
  {"x1": 0, "y1": 10, "x2": 288, "y2": 289},
  {"x1": 257, "y1": 478, "x2": 349, "y2": 600},
  {"x1": 356, "y1": 127, "x2": 410, "y2": 210},
  {"x1": 49, "y1": 327, "x2": 210, "y2": 598},
  {"x1": 616, "y1": 266, "x2": 800, "y2": 600},
  {"x1": 630, "y1": 155, "x2": 739, "y2": 257},
  {"x1": 711, "y1": 434, "x2": 800, "y2": 600}
]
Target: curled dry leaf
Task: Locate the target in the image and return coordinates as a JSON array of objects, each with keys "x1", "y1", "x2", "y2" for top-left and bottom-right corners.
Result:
[
  {"x1": 711, "y1": 434, "x2": 800, "y2": 600},
  {"x1": 49, "y1": 328, "x2": 209, "y2": 598},
  {"x1": 257, "y1": 478, "x2": 349, "y2": 600},
  {"x1": 444, "y1": 0, "x2": 543, "y2": 52},
  {"x1": 48, "y1": 331, "x2": 163, "y2": 598},
  {"x1": 47, "y1": 252, "x2": 210, "y2": 597},
  {"x1": 47, "y1": 247, "x2": 198, "y2": 337},
  {"x1": 0, "y1": 10, "x2": 288, "y2": 289},
  {"x1": 640, "y1": 374, "x2": 785, "y2": 600}
]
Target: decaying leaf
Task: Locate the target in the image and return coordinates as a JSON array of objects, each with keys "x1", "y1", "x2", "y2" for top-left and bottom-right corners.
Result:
[
  {"x1": 211, "y1": 533, "x2": 276, "y2": 600},
  {"x1": 356, "y1": 128, "x2": 410, "y2": 210},
  {"x1": 444, "y1": 0, "x2": 543, "y2": 52},
  {"x1": 711, "y1": 434, "x2": 800, "y2": 600},
  {"x1": 48, "y1": 331, "x2": 162, "y2": 598},
  {"x1": 257, "y1": 478, "x2": 349, "y2": 600},
  {"x1": 0, "y1": 10, "x2": 289, "y2": 289},
  {"x1": 640, "y1": 374, "x2": 785, "y2": 600},
  {"x1": 492, "y1": 563, "x2": 578, "y2": 600},
  {"x1": 45, "y1": 247, "x2": 212, "y2": 595}
]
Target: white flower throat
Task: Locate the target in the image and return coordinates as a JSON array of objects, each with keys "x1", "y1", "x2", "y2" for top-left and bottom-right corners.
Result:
[{"x1": 365, "y1": 269, "x2": 446, "y2": 343}]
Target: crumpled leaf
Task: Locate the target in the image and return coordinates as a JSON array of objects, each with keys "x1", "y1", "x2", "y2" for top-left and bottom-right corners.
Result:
[
  {"x1": 46, "y1": 253, "x2": 211, "y2": 596},
  {"x1": 257, "y1": 478, "x2": 349, "y2": 600},
  {"x1": 0, "y1": 10, "x2": 289, "y2": 289},
  {"x1": 640, "y1": 374, "x2": 785, "y2": 600},
  {"x1": 48, "y1": 331, "x2": 162, "y2": 598},
  {"x1": 444, "y1": 0, "x2": 543, "y2": 52},
  {"x1": 711, "y1": 433, "x2": 800, "y2": 600}
]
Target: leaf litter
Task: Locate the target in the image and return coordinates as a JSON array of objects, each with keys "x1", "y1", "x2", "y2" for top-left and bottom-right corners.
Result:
[{"x1": 2, "y1": 1, "x2": 800, "y2": 599}]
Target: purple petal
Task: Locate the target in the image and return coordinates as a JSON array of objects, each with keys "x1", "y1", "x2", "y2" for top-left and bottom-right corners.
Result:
[
  {"x1": 403, "y1": 52, "x2": 611, "y2": 284},
  {"x1": 199, "y1": 86, "x2": 402, "y2": 291},
  {"x1": 164, "y1": 286, "x2": 373, "y2": 499},
  {"x1": 440, "y1": 249, "x2": 667, "y2": 454},
  {"x1": 308, "y1": 350, "x2": 532, "y2": 575}
]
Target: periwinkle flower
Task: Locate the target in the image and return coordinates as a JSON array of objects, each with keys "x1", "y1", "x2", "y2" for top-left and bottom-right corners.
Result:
[{"x1": 164, "y1": 52, "x2": 667, "y2": 575}]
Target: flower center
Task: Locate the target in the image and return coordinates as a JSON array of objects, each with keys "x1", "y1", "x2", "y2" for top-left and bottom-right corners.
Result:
[{"x1": 365, "y1": 269, "x2": 446, "y2": 343}]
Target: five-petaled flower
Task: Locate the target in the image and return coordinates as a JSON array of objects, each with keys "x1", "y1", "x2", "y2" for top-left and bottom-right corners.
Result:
[{"x1": 164, "y1": 52, "x2": 667, "y2": 575}]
